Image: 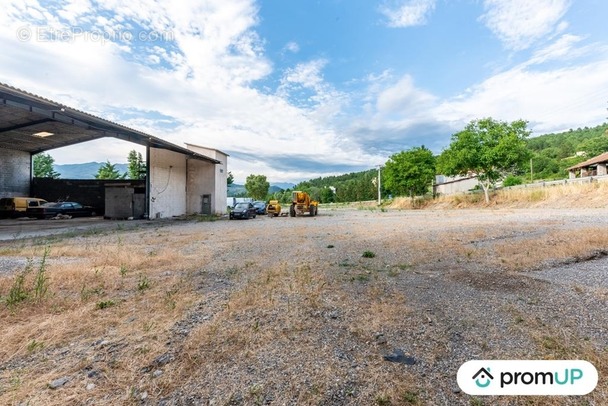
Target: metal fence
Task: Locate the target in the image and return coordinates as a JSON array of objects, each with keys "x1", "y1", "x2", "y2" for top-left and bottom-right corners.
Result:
[{"x1": 501, "y1": 175, "x2": 608, "y2": 191}]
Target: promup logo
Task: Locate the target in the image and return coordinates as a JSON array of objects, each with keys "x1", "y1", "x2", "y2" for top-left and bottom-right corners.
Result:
[
  {"x1": 457, "y1": 360, "x2": 598, "y2": 395},
  {"x1": 472, "y1": 367, "x2": 494, "y2": 388}
]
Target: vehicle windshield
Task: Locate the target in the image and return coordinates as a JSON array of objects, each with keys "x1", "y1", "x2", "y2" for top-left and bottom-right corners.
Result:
[
  {"x1": 234, "y1": 203, "x2": 249, "y2": 209},
  {"x1": 42, "y1": 202, "x2": 63, "y2": 208}
]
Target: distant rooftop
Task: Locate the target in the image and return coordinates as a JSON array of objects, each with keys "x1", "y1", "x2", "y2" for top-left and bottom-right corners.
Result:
[{"x1": 567, "y1": 151, "x2": 608, "y2": 170}]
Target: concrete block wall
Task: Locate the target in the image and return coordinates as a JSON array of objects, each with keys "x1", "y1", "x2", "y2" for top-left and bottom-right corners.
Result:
[
  {"x1": 185, "y1": 143, "x2": 227, "y2": 215},
  {"x1": 433, "y1": 176, "x2": 480, "y2": 195},
  {"x1": 0, "y1": 149, "x2": 31, "y2": 197},
  {"x1": 186, "y1": 159, "x2": 215, "y2": 215},
  {"x1": 149, "y1": 148, "x2": 187, "y2": 218}
]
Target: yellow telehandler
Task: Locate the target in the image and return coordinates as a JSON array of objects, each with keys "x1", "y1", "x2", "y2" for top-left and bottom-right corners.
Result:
[{"x1": 289, "y1": 191, "x2": 318, "y2": 217}]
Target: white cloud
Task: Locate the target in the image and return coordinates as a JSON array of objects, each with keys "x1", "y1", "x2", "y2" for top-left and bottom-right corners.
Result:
[
  {"x1": 276, "y1": 59, "x2": 348, "y2": 123},
  {"x1": 480, "y1": 0, "x2": 571, "y2": 50},
  {"x1": 527, "y1": 34, "x2": 585, "y2": 65},
  {"x1": 376, "y1": 75, "x2": 437, "y2": 117},
  {"x1": 0, "y1": 1, "x2": 312, "y2": 182},
  {"x1": 283, "y1": 41, "x2": 299, "y2": 53},
  {"x1": 345, "y1": 36, "x2": 608, "y2": 157},
  {"x1": 57, "y1": 0, "x2": 94, "y2": 25},
  {"x1": 380, "y1": 0, "x2": 436, "y2": 28},
  {"x1": 279, "y1": 59, "x2": 327, "y2": 91},
  {"x1": 436, "y1": 55, "x2": 608, "y2": 134},
  {"x1": 340, "y1": 72, "x2": 451, "y2": 156}
]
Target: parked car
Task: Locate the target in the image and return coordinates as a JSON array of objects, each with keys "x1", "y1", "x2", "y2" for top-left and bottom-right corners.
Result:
[
  {"x1": 29, "y1": 201, "x2": 97, "y2": 219},
  {"x1": 0, "y1": 197, "x2": 47, "y2": 218},
  {"x1": 229, "y1": 202, "x2": 257, "y2": 220},
  {"x1": 252, "y1": 201, "x2": 267, "y2": 215}
]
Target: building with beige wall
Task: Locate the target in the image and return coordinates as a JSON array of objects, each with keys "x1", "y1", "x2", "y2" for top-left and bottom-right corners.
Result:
[{"x1": 185, "y1": 143, "x2": 229, "y2": 215}]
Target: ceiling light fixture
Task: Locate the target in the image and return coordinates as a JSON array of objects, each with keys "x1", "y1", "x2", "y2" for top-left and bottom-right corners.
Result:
[{"x1": 33, "y1": 131, "x2": 54, "y2": 137}]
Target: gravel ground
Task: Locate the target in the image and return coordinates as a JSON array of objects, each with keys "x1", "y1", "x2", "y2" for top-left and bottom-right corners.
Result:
[
  {"x1": 1, "y1": 207, "x2": 607, "y2": 405},
  {"x1": 156, "y1": 208, "x2": 608, "y2": 405}
]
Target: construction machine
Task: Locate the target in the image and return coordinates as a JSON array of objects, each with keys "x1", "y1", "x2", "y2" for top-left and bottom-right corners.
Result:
[
  {"x1": 266, "y1": 200, "x2": 282, "y2": 217},
  {"x1": 289, "y1": 191, "x2": 319, "y2": 217}
]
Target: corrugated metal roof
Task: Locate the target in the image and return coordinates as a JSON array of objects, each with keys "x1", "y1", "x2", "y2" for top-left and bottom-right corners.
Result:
[
  {"x1": 0, "y1": 82, "x2": 219, "y2": 164},
  {"x1": 567, "y1": 151, "x2": 608, "y2": 170}
]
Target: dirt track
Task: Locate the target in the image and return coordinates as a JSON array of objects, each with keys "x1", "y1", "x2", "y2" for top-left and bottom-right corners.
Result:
[{"x1": 0, "y1": 217, "x2": 151, "y2": 241}]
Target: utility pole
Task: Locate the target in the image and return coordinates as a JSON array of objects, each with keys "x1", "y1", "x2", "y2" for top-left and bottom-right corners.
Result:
[
  {"x1": 377, "y1": 165, "x2": 382, "y2": 205},
  {"x1": 530, "y1": 158, "x2": 533, "y2": 182}
]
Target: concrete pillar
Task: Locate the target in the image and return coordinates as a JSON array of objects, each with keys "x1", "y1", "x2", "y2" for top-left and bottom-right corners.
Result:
[
  {"x1": 569, "y1": 170, "x2": 576, "y2": 179},
  {"x1": 597, "y1": 163, "x2": 607, "y2": 176}
]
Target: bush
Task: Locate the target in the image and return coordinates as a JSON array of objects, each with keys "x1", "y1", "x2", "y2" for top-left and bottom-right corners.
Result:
[{"x1": 503, "y1": 175, "x2": 524, "y2": 187}]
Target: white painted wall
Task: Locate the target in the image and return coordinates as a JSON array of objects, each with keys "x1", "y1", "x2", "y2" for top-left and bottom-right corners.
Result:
[
  {"x1": 434, "y1": 175, "x2": 479, "y2": 195},
  {"x1": 185, "y1": 143, "x2": 228, "y2": 215},
  {"x1": 186, "y1": 159, "x2": 215, "y2": 214},
  {"x1": 149, "y1": 148, "x2": 187, "y2": 218}
]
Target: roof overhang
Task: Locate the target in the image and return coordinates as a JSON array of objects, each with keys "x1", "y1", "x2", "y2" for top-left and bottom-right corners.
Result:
[
  {"x1": 185, "y1": 142, "x2": 230, "y2": 158},
  {"x1": 0, "y1": 83, "x2": 219, "y2": 164},
  {"x1": 567, "y1": 151, "x2": 608, "y2": 171}
]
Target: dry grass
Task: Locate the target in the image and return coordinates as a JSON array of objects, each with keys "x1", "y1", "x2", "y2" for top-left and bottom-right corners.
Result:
[
  {"x1": 155, "y1": 260, "x2": 415, "y2": 403},
  {"x1": 388, "y1": 181, "x2": 608, "y2": 210},
  {"x1": 506, "y1": 312, "x2": 608, "y2": 405},
  {"x1": 0, "y1": 230, "x2": 204, "y2": 405},
  {"x1": 495, "y1": 181, "x2": 608, "y2": 208},
  {"x1": 409, "y1": 225, "x2": 608, "y2": 272},
  {"x1": 478, "y1": 228, "x2": 608, "y2": 271}
]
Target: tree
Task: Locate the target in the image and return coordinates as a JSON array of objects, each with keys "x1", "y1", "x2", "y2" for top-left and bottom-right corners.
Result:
[
  {"x1": 33, "y1": 153, "x2": 60, "y2": 178},
  {"x1": 127, "y1": 150, "x2": 146, "y2": 179},
  {"x1": 95, "y1": 161, "x2": 126, "y2": 180},
  {"x1": 274, "y1": 189, "x2": 293, "y2": 204},
  {"x1": 244, "y1": 174, "x2": 269, "y2": 200},
  {"x1": 579, "y1": 136, "x2": 608, "y2": 157},
  {"x1": 437, "y1": 118, "x2": 531, "y2": 203},
  {"x1": 383, "y1": 146, "x2": 436, "y2": 197},
  {"x1": 320, "y1": 186, "x2": 335, "y2": 203},
  {"x1": 227, "y1": 171, "x2": 234, "y2": 186}
]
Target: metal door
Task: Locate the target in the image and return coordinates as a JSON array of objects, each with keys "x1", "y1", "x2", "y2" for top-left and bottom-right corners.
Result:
[{"x1": 201, "y1": 194, "x2": 211, "y2": 215}]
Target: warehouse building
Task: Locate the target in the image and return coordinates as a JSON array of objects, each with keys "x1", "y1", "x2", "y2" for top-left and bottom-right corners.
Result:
[{"x1": 0, "y1": 83, "x2": 227, "y2": 218}]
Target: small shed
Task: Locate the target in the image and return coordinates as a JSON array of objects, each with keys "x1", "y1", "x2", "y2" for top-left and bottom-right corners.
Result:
[
  {"x1": 567, "y1": 152, "x2": 608, "y2": 179},
  {"x1": 433, "y1": 174, "x2": 479, "y2": 196},
  {"x1": 105, "y1": 184, "x2": 146, "y2": 219}
]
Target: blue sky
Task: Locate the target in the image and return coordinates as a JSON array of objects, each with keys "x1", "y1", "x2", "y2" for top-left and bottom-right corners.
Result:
[{"x1": 1, "y1": 0, "x2": 607, "y2": 183}]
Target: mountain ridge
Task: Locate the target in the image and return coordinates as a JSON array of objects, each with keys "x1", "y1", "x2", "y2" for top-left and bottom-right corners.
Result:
[{"x1": 54, "y1": 162, "x2": 129, "y2": 179}]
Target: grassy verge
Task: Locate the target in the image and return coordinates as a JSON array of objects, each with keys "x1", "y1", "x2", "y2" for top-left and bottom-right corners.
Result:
[{"x1": 388, "y1": 181, "x2": 608, "y2": 210}]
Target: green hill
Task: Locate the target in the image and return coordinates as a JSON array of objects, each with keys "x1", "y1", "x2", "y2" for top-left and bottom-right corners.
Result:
[{"x1": 526, "y1": 123, "x2": 608, "y2": 181}]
